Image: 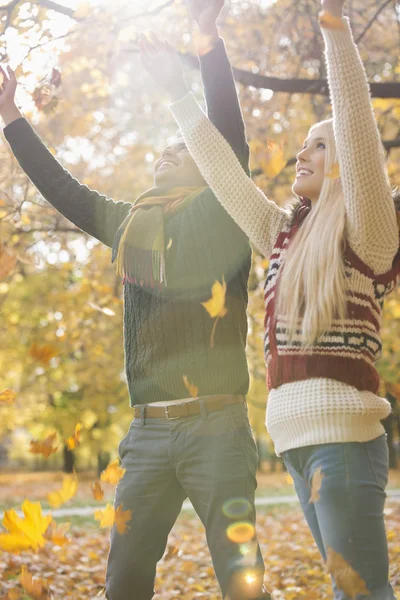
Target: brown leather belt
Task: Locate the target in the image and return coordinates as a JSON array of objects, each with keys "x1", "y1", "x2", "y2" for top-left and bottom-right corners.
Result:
[{"x1": 134, "y1": 394, "x2": 245, "y2": 420}]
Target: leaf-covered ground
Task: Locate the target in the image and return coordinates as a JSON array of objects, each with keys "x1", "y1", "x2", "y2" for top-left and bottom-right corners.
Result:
[{"x1": 1, "y1": 500, "x2": 399, "y2": 599}]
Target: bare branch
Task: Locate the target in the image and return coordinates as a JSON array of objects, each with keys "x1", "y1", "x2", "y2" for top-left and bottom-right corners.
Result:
[
  {"x1": 355, "y1": 0, "x2": 394, "y2": 44},
  {"x1": 37, "y1": 0, "x2": 78, "y2": 20},
  {"x1": 180, "y1": 51, "x2": 400, "y2": 98}
]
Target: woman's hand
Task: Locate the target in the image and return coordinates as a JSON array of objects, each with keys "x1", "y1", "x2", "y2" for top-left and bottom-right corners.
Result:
[
  {"x1": 138, "y1": 32, "x2": 188, "y2": 102},
  {"x1": 321, "y1": 0, "x2": 345, "y2": 18}
]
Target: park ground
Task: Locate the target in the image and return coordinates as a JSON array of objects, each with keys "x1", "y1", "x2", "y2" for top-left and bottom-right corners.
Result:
[{"x1": 0, "y1": 469, "x2": 400, "y2": 599}]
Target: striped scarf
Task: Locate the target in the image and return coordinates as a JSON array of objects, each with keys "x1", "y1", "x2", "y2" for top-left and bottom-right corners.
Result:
[{"x1": 112, "y1": 186, "x2": 206, "y2": 288}]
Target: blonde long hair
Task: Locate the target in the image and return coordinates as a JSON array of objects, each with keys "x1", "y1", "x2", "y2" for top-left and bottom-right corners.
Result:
[{"x1": 276, "y1": 119, "x2": 347, "y2": 346}]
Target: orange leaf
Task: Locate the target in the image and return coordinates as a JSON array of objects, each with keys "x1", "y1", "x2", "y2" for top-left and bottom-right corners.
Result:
[
  {"x1": 44, "y1": 521, "x2": 70, "y2": 546},
  {"x1": 318, "y1": 10, "x2": 346, "y2": 30},
  {"x1": 29, "y1": 433, "x2": 59, "y2": 458},
  {"x1": 7, "y1": 590, "x2": 21, "y2": 600},
  {"x1": 309, "y1": 467, "x2": 324, "y2": 504},
  {"x1": 100, "y1": 459, "x2": 126, "y2": 485},
  {"x1": 47, "y1": 474, "x2": 78, "y2": 508},
  {"x1": 0, "y1": 389, "x2": 17, "y2": 405},
  {"x1": 327, "y1": 548, "x2": 370, "y2": 598},
  {"x1": 0, "y1": 243, "x2": 17, "y2": 281},
  {"x1": 0, "y1": 500, "x2": 52, "y2": 553},
  {"x1": 66, "y1": 423, "x2": 82, "y2": 450},
  {"x1": 114, "y1": 504, "x2": 132, "y2": 535},
  {"x1": 20, "y1": 565, "x2": 49, "y2": 599},
  {"x1": 29, "y1": 343, "x2": 59, "y2": 365},
  {"x1": 182, "y1": 375, "x2": 199, "y2": 399},
  {"x1": 94, "y1": 503, "x2": 115, "y2": 528},
  {"x1": 92, "y1": 480, "x2": 105, "y2": 501},
  {"x1": 261, "y1": 140, "x2": 286, "y2": 178}
]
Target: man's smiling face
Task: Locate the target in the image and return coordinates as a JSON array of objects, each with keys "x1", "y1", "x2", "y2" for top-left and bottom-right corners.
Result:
[{"x1": 154, "y1": 138, "x2": 206, "y2": 188}]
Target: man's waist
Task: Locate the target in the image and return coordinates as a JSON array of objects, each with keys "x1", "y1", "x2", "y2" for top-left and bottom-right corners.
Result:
[{"x1": 134, "y1": 394, "x2": 245, "y2": 420}]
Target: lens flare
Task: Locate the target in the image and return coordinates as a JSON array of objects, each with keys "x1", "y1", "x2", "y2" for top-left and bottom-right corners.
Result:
[
  {"x1": 222, "y1": 498, "x2": 252, "y2": 520},
  {"x1": 226, "y1": 521, "x2": 255, "y2": 544}
]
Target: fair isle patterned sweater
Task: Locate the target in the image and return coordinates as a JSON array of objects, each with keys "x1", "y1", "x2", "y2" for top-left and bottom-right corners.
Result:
[{"x1": 169, "y1": 18, "x2": 400, "y2": 454}]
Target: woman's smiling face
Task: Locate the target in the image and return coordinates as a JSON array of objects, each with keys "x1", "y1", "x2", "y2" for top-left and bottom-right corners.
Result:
[{"x1": 293, "y1": 122, "x2": 327, "y2": 204}]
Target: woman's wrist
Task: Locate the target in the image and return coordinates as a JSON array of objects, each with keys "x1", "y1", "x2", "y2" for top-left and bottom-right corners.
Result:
[
  {"x1": 168, "y1": 80, "x2": 189, "y2": 103},
  {"x1": 1, "y1": 103, "x2": 22, "y2": 127}
]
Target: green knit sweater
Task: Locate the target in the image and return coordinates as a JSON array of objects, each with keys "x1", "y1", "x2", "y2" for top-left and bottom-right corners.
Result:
[{"x1": 4, "y1": 39, "x2": 251, "y2": 405}]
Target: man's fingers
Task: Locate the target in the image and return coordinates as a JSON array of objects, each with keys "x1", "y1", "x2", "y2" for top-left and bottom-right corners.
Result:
[
  {"x1": 0, "y1": 65, "x2": 8, "y2": 84},
  {"x1": 138, "y1": 32, "x2": 158, "y2": 55}
]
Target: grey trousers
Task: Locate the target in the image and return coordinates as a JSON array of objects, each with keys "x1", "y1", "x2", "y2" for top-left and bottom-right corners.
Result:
[{"x1": 105, "y1": 399, "x2": 267, "y2": 600}]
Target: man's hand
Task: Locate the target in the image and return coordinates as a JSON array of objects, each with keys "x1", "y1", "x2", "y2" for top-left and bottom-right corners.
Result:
[
  {"x1": 139, "y1": 32, "x2": 188, "y2": 102},
  {"x1": 0, "y1": 65, "x2": 21, "y2": 126},
  {"x1": 321, "y1": 0, "x2": 345, "y2": 18},
  {"x1": 187, "y1": 0, "x2": 224, "y2": 37}
]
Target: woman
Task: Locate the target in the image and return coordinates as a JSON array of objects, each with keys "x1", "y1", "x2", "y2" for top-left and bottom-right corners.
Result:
[{"x1": 139, "y1": 0, "x2": 399, "y2": 598}]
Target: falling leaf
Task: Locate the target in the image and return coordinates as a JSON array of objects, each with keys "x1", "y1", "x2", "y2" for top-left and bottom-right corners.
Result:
[
  {"x1": 92, "y1": 480, "x2": 105, "y2": 501},
  {"x1": 88, "y1": 301, "x2": 115, "y2": 316},
  {"x1": 326, "y1": 162, "x2": 340, "y2": 179},
  {"x1": 182, "y1": 375, "x2": 199, "y2": 398},
  {"x1": 167, "y1": 238, "x2": 173, "y2": 250},
  {"x1": 100, "y1": 459, "x2": 126, "y2": 486},
  {"x1": 50, "y1": 67, "x2": 62, "y2": 88},
  {"x1": 309, "y1": 467, "x2": 324, "y2": 504},
  {"x1": 327, "y1": 548, "x2": 370, "y2": 598},
  {"x1": 7, "y1": 590, "x2": 21, "y2": 600},
  {"x1": 261, "y1": 140, "x2": 287, "y2": 178},
  {"x1": 94, "y1": 503, "x2": 115, "y2": 529},
  {"x1": 318, "y1": 10, "x2": 346, "y2": 30},
  {"x1": 202, "y1": 276, "x2": 228, "y2": 348},
  {"x1": 29, "y1": 343, "x2": 59, "y2": 365},
  {"x1": 164, "y1": 544, "x2": 179, "y2": 561},
  {"x1": 66, "y1": 422, "x2": 82, "y2": 450},
  {"x1": 0, "y1": 388, "x2": 16, "y2": 405},
  {"x1": 0, "y1": 243, "x2": 17, "y2": 281},
  {"x1": 44, "y1": 521, "x2": 70, "y2": 546},
  {"x1": 47, "y1": 474, "x2": 78, "y2": 508},
  {"x1": 0, "y1": 500, "x2": 52, "y2": 553},
  {"x1": 114, "y1": 504, "x2": 132, "y2": 535},
  {"x1": 20, "y1": 565, "x2": 49, "y2": 599},
  {"x1": 202, "y1": 277, "x2": 228, "y2": 320},
  {"x1": 29, "y1": 433, "x2": 59, "y2": 458}
]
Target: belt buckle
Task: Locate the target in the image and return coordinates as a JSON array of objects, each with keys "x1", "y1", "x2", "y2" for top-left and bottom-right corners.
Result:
[{"x1": 165, "y1": 406, "x2": 179, "y2": 420}]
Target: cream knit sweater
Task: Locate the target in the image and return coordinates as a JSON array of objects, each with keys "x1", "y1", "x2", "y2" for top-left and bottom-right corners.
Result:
[{"x1": 169, "y1": 19, "x2": 399, "y2": 454}]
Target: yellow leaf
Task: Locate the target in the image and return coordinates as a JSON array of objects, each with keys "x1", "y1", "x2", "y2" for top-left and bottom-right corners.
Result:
[
  {"x1": 47, "y1": 474, "x2": 78, "y2": 508},
  {"x1": 66, "y1": 422, "x2": 82, "y2": 450},
  {"x1": 0, "y1": 500, "x2": 52, "y2": 553},
  {"x1": 327, "y1": 548, "x2": 370, "y2": 598},
  {"x1": 100, "y1": 459, "x2": 126, "y2": 485},
  {"x1": 309, "y1": 467, "x2": 324, "y2": 504},
  {"x1": 7, "y1": 589, "x2": 21, "y2": 600},
  {"x1": 164, "y1": 544, "x2": 179, "y2": 561},
  {"x1": 202, "y1": 276, "x2": 228, "y2": 319},
  {"x1": 29, "y1": 343, "x2": 59, "y2": 366},
  {"x1": 92, "y1": 480, "x2": 105, "y2": 501},
  {"x1": 0, "y1": 389, "x2": 17, "y2": 405},
  {"x1": 94, "y1": 503, "x2": 115, "y2": 528},
  {"x1": 20, "y1": 565, "x2": 49, "y2": 599},
  {"x1": 29, "y1": 433, "x2": 59, "y2": 458},
  {"x1": 182, "y1": 375, "x2": 199, "y2": 399},
  {"x1": 114, "y1": 504, "x2": 132, "y2": 534},
  {"x1": 326, "y1": 162, "x2": 340, "y2": 179}
]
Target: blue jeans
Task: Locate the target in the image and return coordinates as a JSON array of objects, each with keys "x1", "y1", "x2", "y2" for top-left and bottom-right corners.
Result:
[
  {"x1": 282, "y1": 435, "x2": 396, "y2": 600},
  {"x1": 105, "y1": 400, "x2": 269, "y2": 600}
]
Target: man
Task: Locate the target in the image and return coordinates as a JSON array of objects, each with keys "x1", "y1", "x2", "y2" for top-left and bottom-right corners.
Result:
[{"x1": 0, "y1": 2, "x2": 270, "y2": 598}]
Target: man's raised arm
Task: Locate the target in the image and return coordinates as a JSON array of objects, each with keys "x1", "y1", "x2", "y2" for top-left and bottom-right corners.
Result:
[{"x1": 0, "y1": 66, "x2": 131, "y2": 249}]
